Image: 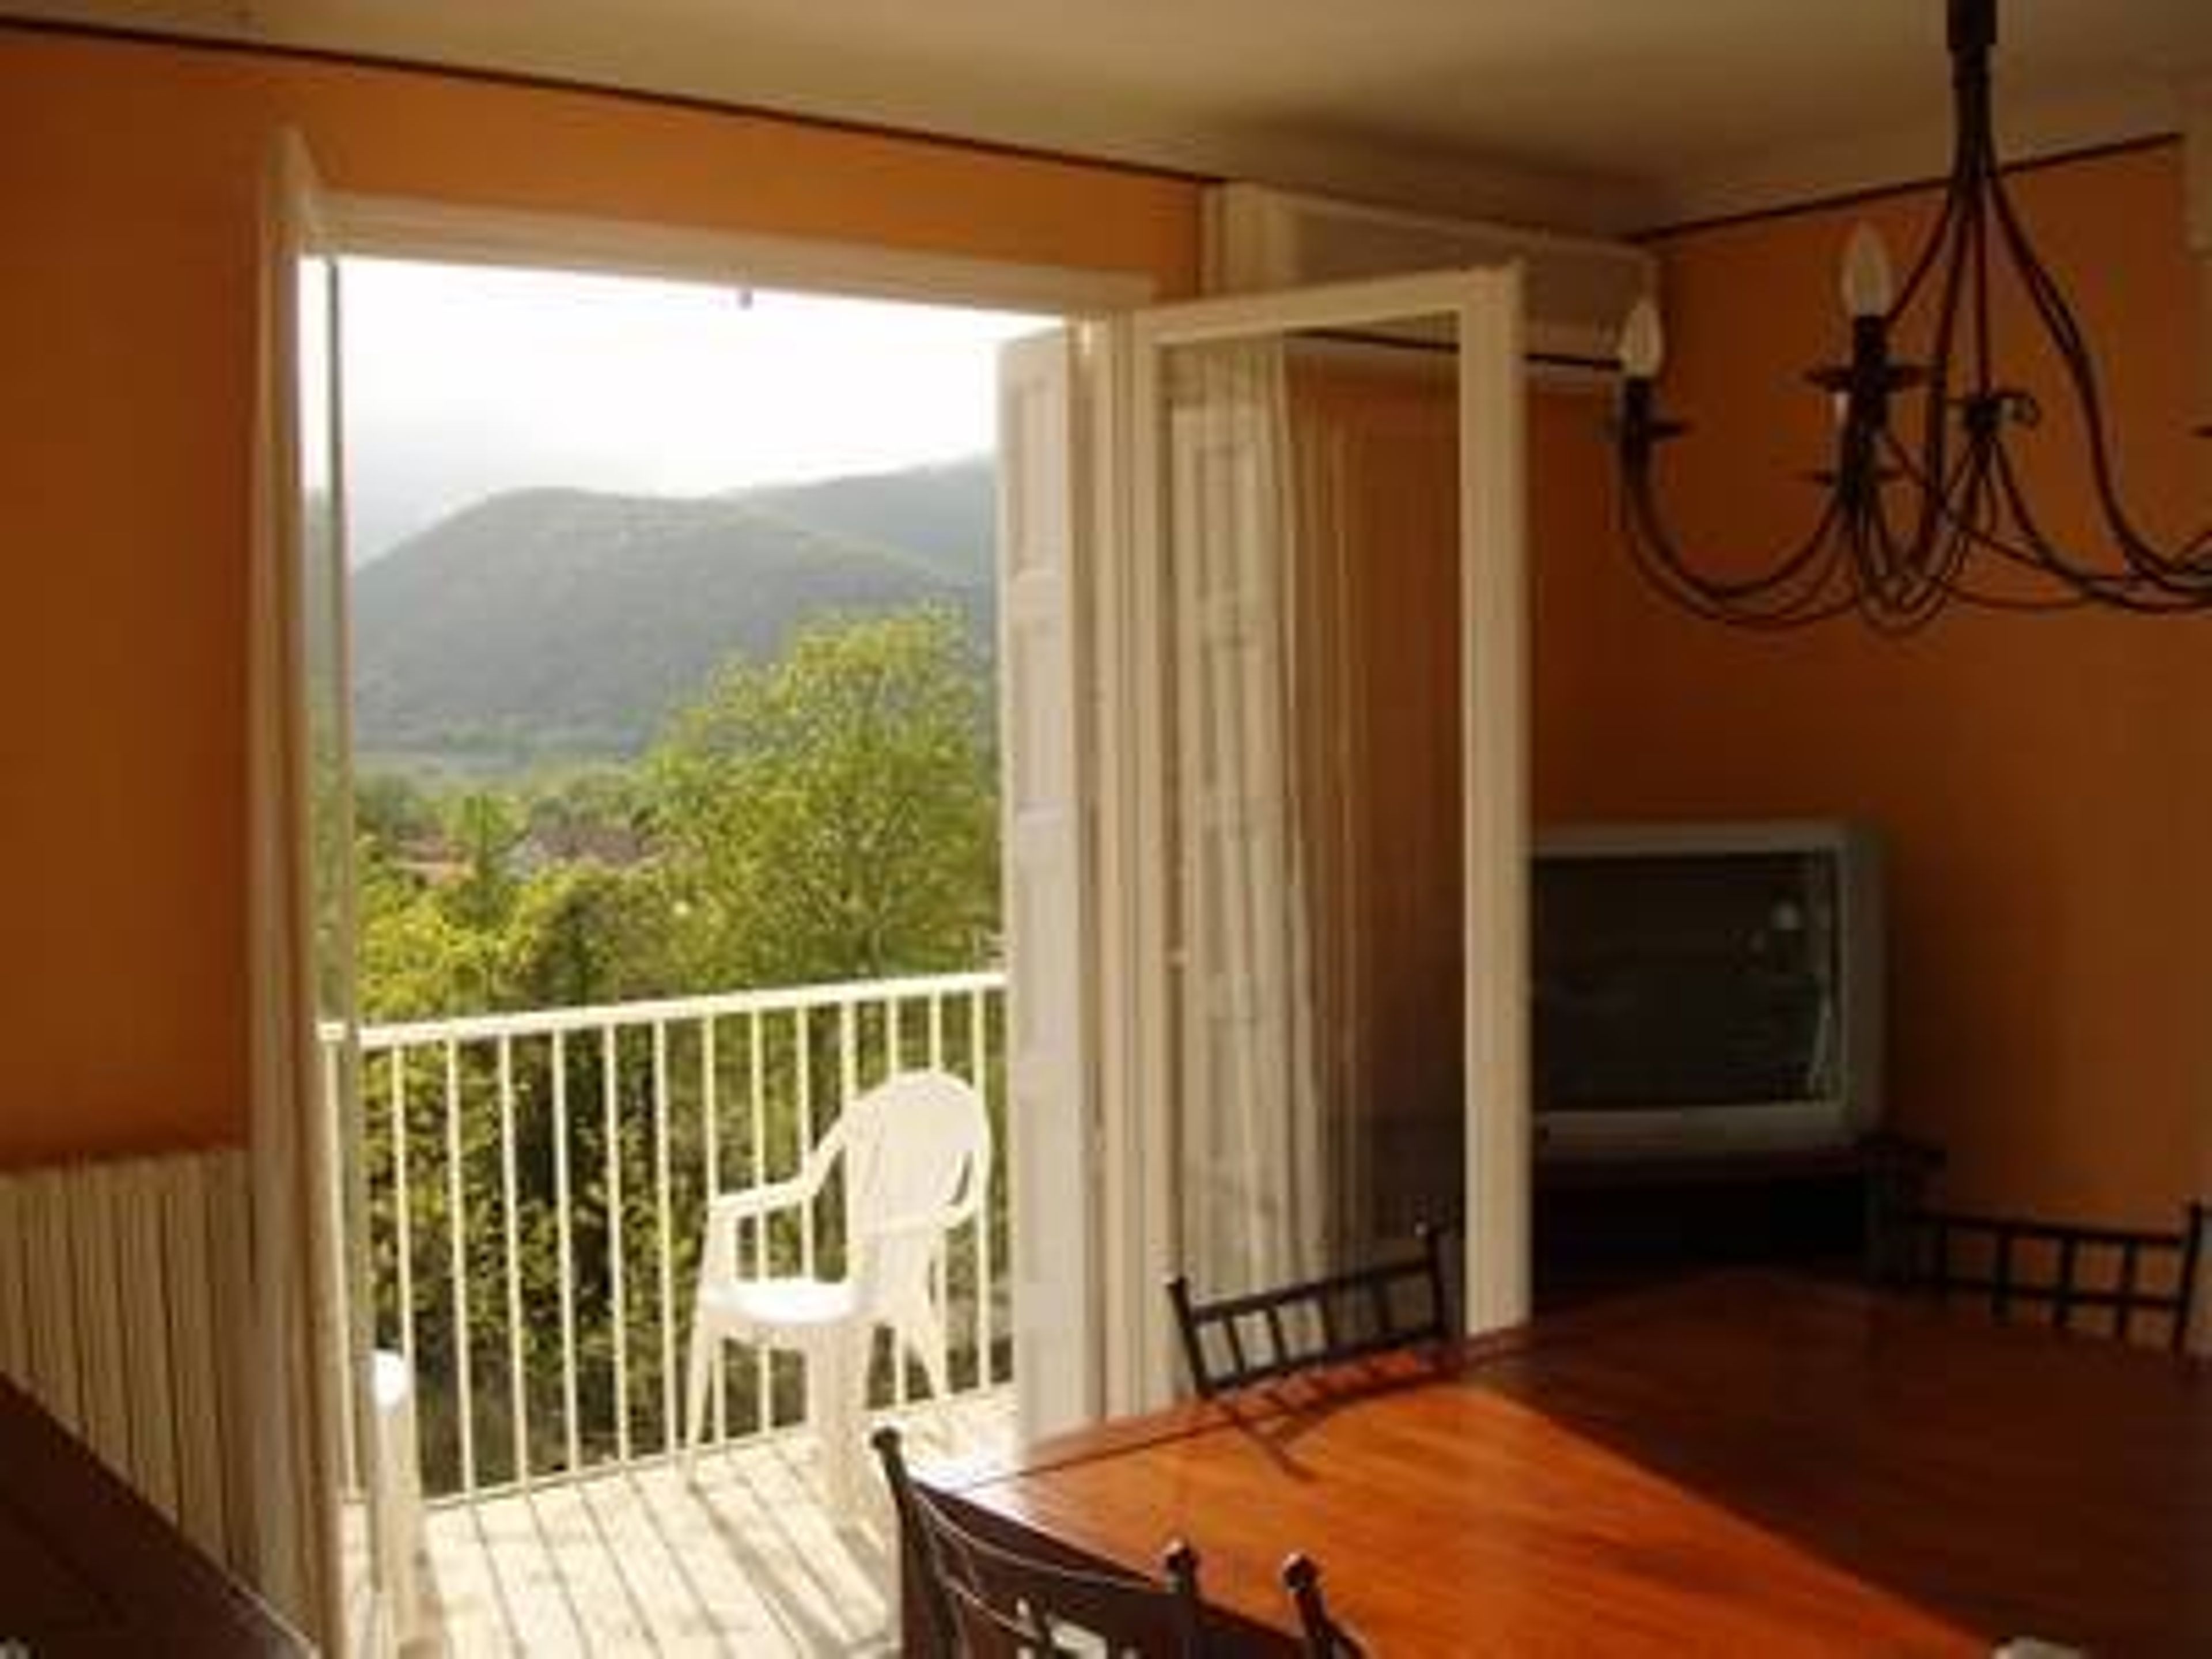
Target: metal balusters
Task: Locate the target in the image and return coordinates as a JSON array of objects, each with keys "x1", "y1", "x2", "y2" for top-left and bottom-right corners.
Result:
[
  {"x1": 922, "y1": 994, "x2": 952, "y2": 1397},
  {"x1": 748, "y1": 1009, "x2": 769, "y2": 1437},
  {"x1": 603, "y1": 1023, "x2": 629, "y2": 1466},
  {"x1": 653, "y1": 1021, "x2": 676, "y2": 1455},
  {"x1": 796, "y1": 1010, "x2": 816, "y2": 1283},
  {"x1": 389, "y1": 1050, "x2": 415, "y2": 1377},
  {"x1": 702, "y1": 1016, "x2": 726, "y2": 1446},
  {"x1": 553, "y1": 1031, "x2": 579, "y2": 1474},
  {"x1": 498, "y1": 1036, "x2": 528, "y2": 1486},
  {"x1": 324, "y1": 1040, "x2": 358, "y2": 1494},
  {"x1": 443, "y1": 1040, "x2": 476, "y2": 1493}
]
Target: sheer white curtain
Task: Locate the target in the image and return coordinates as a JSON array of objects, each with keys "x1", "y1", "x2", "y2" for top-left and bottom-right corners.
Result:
[
  {"x1": 244, "y1": 131, "x2": 346, "y2": 1650},
  {"x1": 1164, "y1": 340, "x2": 1331, "y2": 1301},
  {"x1": 1287, "y1": 363, "x2": 1465, "y2": 1260},
  {"x1": 1285, "y1": 403, "x2": 1372, "y2": 1257}
]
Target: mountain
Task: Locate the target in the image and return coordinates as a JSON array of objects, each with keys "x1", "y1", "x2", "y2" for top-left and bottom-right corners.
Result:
[
  {"x1": 733, "y1": 462, "x2": 996, "y2": 590},
  {"x1": 351, "y1": 458, "x2": 996, "y2": 771}
]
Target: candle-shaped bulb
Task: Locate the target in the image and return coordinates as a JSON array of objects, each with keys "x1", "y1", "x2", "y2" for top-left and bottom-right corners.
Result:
[
  {"x1": 1840, "y1": 222, "x2": 1893, "y2": 320},
  {"x1": 1618, "y1": 297, "x2": 1665, "y2": 380}
]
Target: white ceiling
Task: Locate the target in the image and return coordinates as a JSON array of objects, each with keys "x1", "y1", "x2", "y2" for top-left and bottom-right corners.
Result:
[{"x1": 11, "y1": 0, "x2": 2211, "y2": 230}]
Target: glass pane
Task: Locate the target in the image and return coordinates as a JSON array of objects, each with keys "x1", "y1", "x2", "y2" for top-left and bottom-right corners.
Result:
[{"x1": 1162, "y1": 325, "x2": 1467, "y2": 1304}]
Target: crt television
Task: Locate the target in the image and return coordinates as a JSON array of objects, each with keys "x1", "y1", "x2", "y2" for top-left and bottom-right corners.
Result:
[{"x1": 1532, "y1": 820, "x2": 1884, "y2": 1161}]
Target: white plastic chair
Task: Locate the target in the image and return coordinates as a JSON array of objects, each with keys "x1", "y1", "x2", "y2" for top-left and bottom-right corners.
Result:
[{"x1": 682, "y1": 1068, "x2": 991, "y2": 1516}]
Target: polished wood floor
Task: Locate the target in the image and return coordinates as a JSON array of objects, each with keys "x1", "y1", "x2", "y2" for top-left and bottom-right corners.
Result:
[{"x1": 409, "y1": 1392, "x2": 1012, "y2": 1656}]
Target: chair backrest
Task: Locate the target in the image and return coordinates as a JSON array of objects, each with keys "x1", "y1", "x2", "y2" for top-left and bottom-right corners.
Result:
[
  {"x1": 873, "y1": 1426, "x2": 1215, "y2": 1659},
  {"x1": 834, "y1": 1070, "x2": 991, "y2": 1316},
  {"x1": 1166, "y1": 1223, "x2": 1454, "y2": 1398},
  {"x1": 1282, "y1": 1555, "x2": 1365, "y2": 1658},
  {"x1": 1886, "y1": 1200, "x2": 2207, "y2": 1350}
]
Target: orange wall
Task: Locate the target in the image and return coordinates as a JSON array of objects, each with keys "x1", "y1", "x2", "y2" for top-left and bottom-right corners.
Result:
[
  {"x1": 1535, "y1": 143, "x2": 2211, "y2": 1225},
  {"x1": 0, "y1": 28, "x2": 1198, "y2": 1168}
]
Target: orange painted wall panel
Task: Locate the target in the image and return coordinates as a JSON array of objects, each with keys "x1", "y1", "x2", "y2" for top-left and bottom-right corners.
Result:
[{"x1": 0, "y1": 28, "x2": 1198, "y2": 1168}]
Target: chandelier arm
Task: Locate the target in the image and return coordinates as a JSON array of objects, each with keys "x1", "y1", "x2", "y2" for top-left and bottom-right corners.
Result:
[
  {"x1": 1988, "y1": 435, "x2": 2210, "y2": 612},
  {"x1": 1983, "y1": 166, "x2": 2212, "y2": 585},
  {"x1": 1893, "y1": 435, "x2": 2095, "y2": 612},
  {"x1": 1878, "y1": 424, "x2": 2122, "y2": 594},
  {"x1": 1953, "y1": 426, "x2": 2015, "y2": 580},
  {"x1": 1869, "y1": 369, "x2": 1953, "y2": 589},
  {"x1": 1887, "y1": 421, "x2": 2191, "y2": 611},
  {"x1": 1619, "y1": 431, "x2": 1848, "y2": 603},
  {"x1": 1618, "y1": 465, "x2": 1857, "y2": 626},
  {"x1": 1878, "y1": 141, "x2": 1984, "y2": 581},
  {"x1": 1873, "y1": 430, "x2": 2111, "y2": 611},
  {"x1": 1863, "y1": 466, "x2": 1966, "y2": 629},
  {"x1": 1888, "y1": 162, "x2": 1967, "y2": 320},
  {"x1": 1851, "y1": 508, "x2": 1942, "y2": 632}
]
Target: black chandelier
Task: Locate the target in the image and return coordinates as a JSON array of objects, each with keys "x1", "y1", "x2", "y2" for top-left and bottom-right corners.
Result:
[{"x1": 1615, "y1": 0, "x2": 2211, "y2": 630}]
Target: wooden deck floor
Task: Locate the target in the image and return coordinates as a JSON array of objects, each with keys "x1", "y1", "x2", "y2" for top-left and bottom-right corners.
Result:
[{"x1": 410, "y1": 1392, "x2": 1014, "y2": 1656}]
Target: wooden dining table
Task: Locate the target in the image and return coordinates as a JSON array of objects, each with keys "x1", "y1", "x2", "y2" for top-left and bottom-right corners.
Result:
[{"x1": 925, "y1": 1271, "x2": 2211, "y2": 1656}]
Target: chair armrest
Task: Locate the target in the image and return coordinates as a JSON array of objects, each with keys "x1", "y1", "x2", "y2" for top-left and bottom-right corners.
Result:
[
  {"x1": 698, "y1": 1175, "x2": 819, "y2": 1289},
  {"x1": 705, "y1": 1175, "x2": 814, "y2": 1224},
  {"x1": 868, "y1": 1198, "x2": 979, "y2": 1244}
]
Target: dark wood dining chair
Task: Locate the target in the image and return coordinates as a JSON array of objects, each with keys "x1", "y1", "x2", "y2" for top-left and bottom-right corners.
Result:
[
  {"x1": 1884, "y1": 1199, "x2": 2207, "y2": 1350},
  {"x1": 1282, "y1": 1554, "x2": 1365, "y2": 1657},
  {"x1": 1165, "y1": 1222, "x2": 1454, "y2": 1398},
  {"x1": 873, "y1": 1425, "x2": 1216, "y2": 1657}
]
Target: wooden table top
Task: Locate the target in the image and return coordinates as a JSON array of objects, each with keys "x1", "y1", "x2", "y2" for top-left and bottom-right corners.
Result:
[
  {"x1": 937, "y1": 1272, "x2": 2212, "y2": 1656},
  {"x1": 0, "y1": 1380, "x2": 306, "y2": 1657}
]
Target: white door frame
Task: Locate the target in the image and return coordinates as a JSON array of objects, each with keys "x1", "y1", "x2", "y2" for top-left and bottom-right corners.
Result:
[
  {"x1": 258, "y1": 128, "x2": 368, "y2": 1654},
  {"x1": 1097, "y1": 268, "x2": 1530, "y2": 1409},
  {"x1": 320, "y1": 193, "x2": 1156, "y2": 316},
  {"x1": 300, "y1": 187, "x2": 1156, "y2": 1459}
]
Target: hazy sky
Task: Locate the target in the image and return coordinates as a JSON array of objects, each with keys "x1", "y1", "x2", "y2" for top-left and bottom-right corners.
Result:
[{"x1": 339, "y1": 257, "x2": 1048, "y2": 562}]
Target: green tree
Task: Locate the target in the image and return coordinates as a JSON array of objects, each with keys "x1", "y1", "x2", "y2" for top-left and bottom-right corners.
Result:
[
  {"x1": 354, "y1": 769, "x2": 440, "y2": 851},
  {"x1": 354, "y1": 842, "x2": 506, "y2": 1020},
  {"x1": 500, "y1": 860, "x2": 694, "y2": 1009},
  {"x1": 442, "y1": 790, "x2": 524, "y2": 933},
  {"x1": 649, "y1": 605, "x2": 998, "y2": 987}
]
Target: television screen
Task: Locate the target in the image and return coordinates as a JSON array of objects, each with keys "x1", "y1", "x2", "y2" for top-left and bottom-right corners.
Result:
[{"x1": 1533, "y1": 850, "x2": 1841, "y2": 1111}]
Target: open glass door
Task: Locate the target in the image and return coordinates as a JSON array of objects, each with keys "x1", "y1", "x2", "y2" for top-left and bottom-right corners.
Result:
[{"x1": 1001, "y1": 270, "x2": 1529, "y2": 1429}]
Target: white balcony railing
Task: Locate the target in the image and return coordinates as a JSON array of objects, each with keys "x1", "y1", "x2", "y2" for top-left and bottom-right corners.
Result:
[{"x1": 326, "y1": 970, "x2": 1009, "y2": 1506}]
